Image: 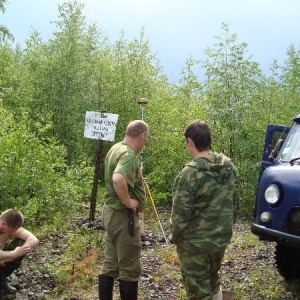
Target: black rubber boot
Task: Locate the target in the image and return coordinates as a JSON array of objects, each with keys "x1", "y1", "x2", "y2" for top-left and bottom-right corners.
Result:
[
  {"x1": 99, "y1": 274, "x2": 114, "y2": 300},
  {"x1": 119, "y1": 279, "x2": 138, "y2": 300},
  {"x1": 0, "y1": 270, "x2": 16, "y2": 292}
]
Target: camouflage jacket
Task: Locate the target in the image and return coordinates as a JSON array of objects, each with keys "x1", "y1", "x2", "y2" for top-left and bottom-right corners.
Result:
[
  {"x1": 104, "y1": 141, "x2": 146, "y2": 211},
  {"x1": 170, "y1": 152, "x2": 240, "y2": 250}
]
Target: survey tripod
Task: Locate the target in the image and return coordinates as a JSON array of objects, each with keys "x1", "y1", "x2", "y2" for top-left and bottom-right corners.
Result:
[{"x1": 138, "y1": 98, "x2": 169, "y2": 246}]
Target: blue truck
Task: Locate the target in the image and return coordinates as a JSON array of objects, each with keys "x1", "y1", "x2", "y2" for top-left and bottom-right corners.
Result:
[{"x1": 251, "y1": 113, "x2": 300, "y2": 281}]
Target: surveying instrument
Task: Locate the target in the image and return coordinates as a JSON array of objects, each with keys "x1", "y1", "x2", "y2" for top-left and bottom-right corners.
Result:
[{"x1": 138, "y1": 98, "x2": 169, "y2": 246}]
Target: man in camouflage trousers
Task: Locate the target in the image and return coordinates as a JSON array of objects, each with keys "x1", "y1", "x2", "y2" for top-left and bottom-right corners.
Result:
[
  {"x1": 170, "y1": 120, "x2": 239, "y2": 300},
  {"x1": 99, "y1": 120, "x2": 149, "y2": 300}
]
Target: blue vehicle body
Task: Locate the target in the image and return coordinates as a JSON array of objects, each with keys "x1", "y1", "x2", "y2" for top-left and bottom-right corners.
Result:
[
  {"x1": 251, "y1": 114, "x2": 300, "y2": 279},
  {"x1": 252, "y1": 114, "x2": 300, "y2": 245}
]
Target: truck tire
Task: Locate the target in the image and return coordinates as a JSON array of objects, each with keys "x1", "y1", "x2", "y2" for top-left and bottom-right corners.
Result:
[{"x1": 275, "y1": 243, "x2": 300, "y2": 280}]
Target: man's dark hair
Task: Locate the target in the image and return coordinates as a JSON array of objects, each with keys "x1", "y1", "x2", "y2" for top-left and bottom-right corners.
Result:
[
  {"x1": 184, "y1": 120, "x2": 212, "y2": 152},
  {"x1": 0, "y1": 209, "x2": 24, "y2": 228}
]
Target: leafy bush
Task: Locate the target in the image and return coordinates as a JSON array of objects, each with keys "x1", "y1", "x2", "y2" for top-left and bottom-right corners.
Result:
[{"x1": 0, "y1": 102, "x2": 93, "y2": 225}]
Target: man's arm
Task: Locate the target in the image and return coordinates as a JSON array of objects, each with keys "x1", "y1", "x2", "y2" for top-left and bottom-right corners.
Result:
[
  {"x1": 0, "y1": 245, "x2": 31, "y2": 263},
  {"x1": 0, "y1": 228, "x2": 39, "y2": 264},
  {"x1": 112, "y1": 173, "x2": 139, "y2": 212},
  {"x1": 170, "y1": 168, "x2": 195, "y2": 243},
  {"x1": 14, "y1": 228, "x2": 39, "y2": 248}
]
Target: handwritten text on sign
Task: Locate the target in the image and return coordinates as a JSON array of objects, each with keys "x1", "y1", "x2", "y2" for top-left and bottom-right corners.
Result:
[{"x1": 84, "y1": 112, "x2": 119, "y2": 141}]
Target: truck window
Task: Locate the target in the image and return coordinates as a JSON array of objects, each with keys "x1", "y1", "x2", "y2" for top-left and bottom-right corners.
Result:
[
  {"x1": 280, "y1": 123, "x2": 300, "y2": 161},
  {"x1": 271, "y1": 131, "x2": 287, "y2": 150}
]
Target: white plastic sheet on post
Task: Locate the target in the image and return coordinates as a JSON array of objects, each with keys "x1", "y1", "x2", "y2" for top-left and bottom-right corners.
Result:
[{"x1": 84, "y1": 111, "x2": 119, "y2": 141}]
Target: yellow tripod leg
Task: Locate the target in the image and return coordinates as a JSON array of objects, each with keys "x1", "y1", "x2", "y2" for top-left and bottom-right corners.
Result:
[
  {"x1": 144, "y1": 183, "x2": 169, "y2": 246},
  {"x1": 145, "y1": 183, "x2": 152, "y2": 218}
]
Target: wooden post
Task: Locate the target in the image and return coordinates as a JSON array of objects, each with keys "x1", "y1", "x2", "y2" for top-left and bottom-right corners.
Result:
[
  {"x1": 89, "y1": 138, "x2": 103, "y2": 222},
  {"x1": 85, "y1": 110, "x2": 117, "y2": 222}
]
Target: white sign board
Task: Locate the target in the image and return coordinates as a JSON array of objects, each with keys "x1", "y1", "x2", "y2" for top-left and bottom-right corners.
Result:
[{"x1": 84, "y1": 111, "x2": 119, "y2": 141}]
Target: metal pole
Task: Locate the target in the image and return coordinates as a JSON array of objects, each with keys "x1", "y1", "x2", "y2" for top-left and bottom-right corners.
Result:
[
  {"x1": 141, "y1": 104, "x2": 145, "y2": 121},
  {"x1": 138, "y1": 98, "x2": 148, "y2": 175},
  {"x1": 137, "y1": 98, "x2": 169, "y2": 245}
]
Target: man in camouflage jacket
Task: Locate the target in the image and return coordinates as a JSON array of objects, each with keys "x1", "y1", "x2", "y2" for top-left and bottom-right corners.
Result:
[{"x1": 170, "y1": 120, "x2": 239, "y2": 300}]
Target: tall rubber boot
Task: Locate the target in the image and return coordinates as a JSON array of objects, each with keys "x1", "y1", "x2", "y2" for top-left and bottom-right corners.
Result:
[
  {"x1": 119, "y1": 279, "x2": 138, "y2": 300},
  {"x1": 0, "y1": 261, "x2": 22, "y2": 292},
  {"x1": 212, "y1": 287, "x2": 223, "y2": 300},
  {"x1": 99, "y1": 274, "x2": 114, "y2": 300}
]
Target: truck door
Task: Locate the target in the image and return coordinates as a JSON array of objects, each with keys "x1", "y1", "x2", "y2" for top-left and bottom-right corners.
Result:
[
  {"x1": 253, "y1": 125, "x2": 290, "y2": 218},
  {"x1": 259, "y1": 124, "x2": 290, "y2": 181}
]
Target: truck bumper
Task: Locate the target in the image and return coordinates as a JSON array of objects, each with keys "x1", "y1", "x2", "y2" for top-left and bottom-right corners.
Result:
[{"x1": 251, "y1": 223, "x2": 300, "y2": 248}]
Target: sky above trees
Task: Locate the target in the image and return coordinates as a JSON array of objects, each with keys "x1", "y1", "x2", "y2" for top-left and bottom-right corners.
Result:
[{"x1": 2, "y1": 0, "x2": 300, "y2": 83}]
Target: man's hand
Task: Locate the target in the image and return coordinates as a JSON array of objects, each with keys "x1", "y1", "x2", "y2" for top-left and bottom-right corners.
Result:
[
  {"x1": 0, "y1": 260, "x2": 7, "y2": 266},
  {"x1": 13, "y1": 245, "x2": 31, "y2": 258},
  {"x1": 128, "y1": 199, "x2": 139, "y2": 213},
  {"x1": 0, "y1": 245, "x2": 32, "y2": 263}
]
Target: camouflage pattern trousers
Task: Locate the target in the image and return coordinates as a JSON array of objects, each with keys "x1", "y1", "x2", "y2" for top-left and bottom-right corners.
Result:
[
  {"x1": 1, "y1": 238, "x2": 25, "y2": 276},
  {"x1": 101, "y1": 204, "x2": 141, "y2": 281},
  {"x1": 177, "y1": 242, "x2": 225, "y2": 300}
]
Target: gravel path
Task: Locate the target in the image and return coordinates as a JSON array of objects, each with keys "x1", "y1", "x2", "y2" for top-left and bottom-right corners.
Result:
[{"x1": 1, "y1": 213, "x2": 300, "y2": 299}]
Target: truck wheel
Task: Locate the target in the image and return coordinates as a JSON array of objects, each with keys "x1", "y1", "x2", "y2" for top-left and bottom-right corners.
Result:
[{"x1": 275, "y1": 243, "x2": 300, "y2": 280}]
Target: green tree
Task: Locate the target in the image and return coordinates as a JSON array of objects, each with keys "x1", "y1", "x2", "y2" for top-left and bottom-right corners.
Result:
[
  {"x1": 20, "y1": 1, "x2": 164, "y2": 165},
  {"x1": 20, "y1": 1, "x2": 106, "y2": 161},
  {"x1": 201, "y1": 23, "x2": 267, "y2": 209},
  {"x1": 278, "y1": 44, "x2": 300, "y2": 119},
  {"x1": 0, "y1": 102, "x2": 93, "y2": 224},
  {"x1": 0, "y1": 42, "x2": 32, "y2": 114},
  {"x1": 0, "y1": 0, "x2": 14, "y2": 42},
  {"x1": 142, "y1": 58, "x2": 205, "y2": 204}
]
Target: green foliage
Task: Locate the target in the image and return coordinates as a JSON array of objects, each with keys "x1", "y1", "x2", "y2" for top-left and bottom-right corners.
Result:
[
  {"x1": 2, "y1": 3, "x2": 300, "y2": 297},
  {"x1": 0, "y1": 102, "x2": 93, "y2": 225},
  {"x1": 38, "y1": 224, "x2": 103, "y2": 297},
  {"x1": 197, "y1": 23, "x2": 268, "y2": 210},
  {"x1": 0, "y1": 43, "x2": 32, "y2": 115},
  {"x1": 0, "y1": 0, "x2": 14, "y2": 42},
  {"x1": 1, "y1": 1, "x2": 300, "y2": 219},
  {"x1": 142, "y1": 68, "x2": 205, "y2": 204},
  {"x1": 17, "y1": 1, "x2": 164, "y2": 164}
]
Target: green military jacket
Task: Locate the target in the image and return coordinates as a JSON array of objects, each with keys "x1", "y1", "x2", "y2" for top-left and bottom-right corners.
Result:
[
  {"x1": 104, "y1": 141, "x2": 146, "y2": 211},
  {"x1": 170, "y1": 152, "x2": 239, "y2": 250}
]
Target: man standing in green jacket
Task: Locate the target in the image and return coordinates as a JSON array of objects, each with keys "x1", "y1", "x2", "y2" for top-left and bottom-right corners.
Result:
[{"x1": 170, "y1": 120, "x2": 239, "y2": 300}]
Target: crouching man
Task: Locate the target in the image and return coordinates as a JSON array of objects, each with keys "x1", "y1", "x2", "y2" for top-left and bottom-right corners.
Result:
[{"x1": 0, "y1": 209, "x2": 39, "y2": 292}]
